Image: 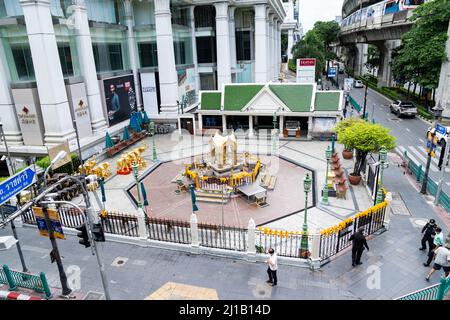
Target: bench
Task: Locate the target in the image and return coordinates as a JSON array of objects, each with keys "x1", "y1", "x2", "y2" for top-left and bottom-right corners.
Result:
[{"x1": 106, "y1": 132, "x2": 147, "y2": 157}]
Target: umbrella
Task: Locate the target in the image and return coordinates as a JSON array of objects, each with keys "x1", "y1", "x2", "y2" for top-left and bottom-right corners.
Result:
[
  {"x1": 136, "y1": 111, "x2": 143, "y2": 126},
  {"x1": 140, "y1": 183, "x2": 149, "y2": 206},
  {"x1": 105, "y1": 132, "x2": 114, "y2": 149},
  {"x1": 129, "y1": 113, "x2": 137, "y2": 132},
  {"x1": 142, "y1": 110, "x2": 150, "y2": 124},
  {"x1": 190, "y1": 184, "x2": 198, "y2": 212},
  {"x1": 122, "y1": 126, "x2": 130, "y2": 141}
]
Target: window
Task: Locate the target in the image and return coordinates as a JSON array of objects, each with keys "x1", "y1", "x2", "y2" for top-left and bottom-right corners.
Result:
[
  {"x1": 236, "y1": 31, "x2": 251, "y2": 61},
  {"x1": 58, "y1": 45, "x2": 74, "y2": 77},
  {"x1": 196, "y1": 36, "x2": 216, "y2": 63},
  {"x1": 138, "y1": 42, "x2": 158, "y2": 67},
  {"x1": 174, "y1": 41, "x2": 186, "y2": 65},
  {"x1": 194, "y1": 6, "x2": 215, "y2": 28},
  {"x1": 92, "y1": 43, "x2": 123, "y2": 72},
  {"x1": 11, "y1": 45, "x2": 35, "y2": 80}
]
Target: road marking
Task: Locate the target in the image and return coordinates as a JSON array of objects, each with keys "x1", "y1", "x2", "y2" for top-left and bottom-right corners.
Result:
[
  {"x1": 419, "y1": 139, "x2": 425, "y2": 144},
  {"x1": 407, "y1": 146, "x2": 440, "y2": 171},
  {"x1": 406, "y1": 128, "x2": 411, "y2": 132}
]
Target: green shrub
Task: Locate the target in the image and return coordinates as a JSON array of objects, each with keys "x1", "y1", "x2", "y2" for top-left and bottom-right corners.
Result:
[
  {"x1": 288, "y1": 59, "x2": 296, "y2": 73},
  {"x1": 35, "y1": 153, "x2": 81, "y2": 175}
]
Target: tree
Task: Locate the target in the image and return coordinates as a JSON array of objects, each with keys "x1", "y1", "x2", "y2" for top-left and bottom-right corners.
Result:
[
  {"x1": 313, "y1": 20, "x2": 341, "y2": 54},
  {"x1": 365, "y1": 44, "x2": 380, "y2": 76},
  {"x1": 334, "y1": 118, "x2": 366, "y2": 151},
  {"x1": 392, "y1": 0, "x2": 450, "y2": 90},
  {"x1": 338, "y1": 121, "x2": 396, "y2": 177},
  {"x1": 292, "y1": 30, "x2": 326, "y2": 79}
]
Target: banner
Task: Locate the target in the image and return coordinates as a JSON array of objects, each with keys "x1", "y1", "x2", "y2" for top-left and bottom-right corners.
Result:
[
  {"x1": 140, "y1": 72, "x2": 159, "y2": 115},
  {"x1": 33, "y1": 206, "x2": 65, "y2": 240},
  {"x1": 296, "y1": 58, "x2": 316, "y2": 84},
  {"x1": 103, "y1": 75, "x2": 136, "y2": 126}
]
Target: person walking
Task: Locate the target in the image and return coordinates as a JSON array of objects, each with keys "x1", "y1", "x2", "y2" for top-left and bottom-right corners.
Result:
[
  {"x1": 425, "y1": 242, "x2": 450, "y2": 281},
  {"x1": 343, "y1": 106, "x2": 347, "y2": 118},
  {"x1": 265, "y1": 248, "x2": 278, "y2": 286},
  {"x1": 424, "y1": 227, "x2": 445, "y2": 267},
  {"x1": 350, "y1": 227, "x2": 369, "y2": 266},
  {"x1": 420, "y1": 219, "x2": 436, "y2": 251}
]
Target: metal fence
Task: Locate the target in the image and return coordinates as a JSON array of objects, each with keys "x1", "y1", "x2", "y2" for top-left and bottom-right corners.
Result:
[
  {"x1": 1, "y1": 265, "x2": 52, "y2": 299},
  {"x1": 255, "y1": 229, "x2": 313, "y2": 258},
  {"x1": 100, "y1": 213, "x2": 139, "y2": 237},
  {"x1": 319, "y1": 204, "x2": 387, "y2": 260},
  {"x1": 198, "y1": 223, "x2": 247, "y2": 252},
  {"x1": 145, "y1": 217, "x2": 191, "y2": 244},
  {"x1": 395, "y1": 284, "x2": 440, "y2": 301}
]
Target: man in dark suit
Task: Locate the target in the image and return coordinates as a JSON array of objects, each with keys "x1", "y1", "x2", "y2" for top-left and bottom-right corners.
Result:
[
  {"x1": 420, "y1": 219, "x2": 436, "y2": 251},
  {"x1": 350, "y1": 227, "x2": 370, "y2": 267}
]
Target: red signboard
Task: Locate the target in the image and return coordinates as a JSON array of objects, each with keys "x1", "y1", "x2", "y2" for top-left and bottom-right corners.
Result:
[{"x1": 299, "y1": 59, "x2": 316, "y2": 67}]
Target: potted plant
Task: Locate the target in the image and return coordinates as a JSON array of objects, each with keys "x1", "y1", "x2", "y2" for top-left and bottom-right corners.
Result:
[
  {"x1": 338, "y1": 121, "x2": 396, "y2": 185},
  {"x1": 334, "y1": 118, "x2": 365, "y2": 159}
]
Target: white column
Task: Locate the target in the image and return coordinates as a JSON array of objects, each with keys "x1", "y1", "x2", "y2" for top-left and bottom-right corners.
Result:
[
  {"x1": 383, "y1": 192, "x2": 393, "y2": 230},
  {"x1": 246, "y1": 218, "x2": 256, "y2": 262},
  {"x1": 287, "y1": 28, "x2": 294, "y2": 60},
  {"x1": 307, "y1": 116, "x2": 313, "y2": 140},
  {"x1": 124, "y1": 0, "x2": 142, "y2": 111},
  {"x1": 277, "y1": 21, "x2": 281, "y2": 77},
  {"x1": 254, "y1": 4, "x2": 268, "y2": 83},
  {"x1": 154, "y1": 0, "x2": 178, "y2": 114},
  {"x1": 272, "y1": 17, "x2": 277, "y2": 80},
  {"x1": 190, "y1": 6, "x2": 200, "y2": 96},
  {"x1": 198, "y1": 113, "x2": 203, "y2": 135},
  {"x1": 222, "y1": 114, "x2": 227, "y2": 133},
  {"x1": 190, "y1": 213, "x2": 200, "y2": 250},
  {"x1": 279, "y1": 115, "x2": 284, "y2": 138},
  {"x1": 0, "y1": 43, "x2": 22, "y2": 145},
  {"x1": 309, "y1": 229, "x2": 322, "y2": 269},
  {"x1": 248, "y1": 115, "x2": 254, "y2": 137},
  {"x1": 215, "y1": 2, "x2": 232, "y2": 90},
  {"x1": 136, "y1": 208, "x2": 148, "y2": 239},
  {"x1": 229, "y1": 6, "x2": 237, "y2": 78},
  {"x1": 72, "y1": 1, "x2": 107, "y2": 133},
  {"x1": 267, "y1": 13, "x2": 273, "y2": 80},
  {"x1": 19, "y1": 0, "x2": 75, "y2": 145}
]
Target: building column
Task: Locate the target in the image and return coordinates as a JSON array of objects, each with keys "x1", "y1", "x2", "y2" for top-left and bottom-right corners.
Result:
[
  {"x1": 72, "y1": 1, "x2": 107, "y2": 133},
  {"x1": 19, "y1": 0, "x2": 75, "y2": 145},
  {"x1": 248, "y1": 115, "x2": 254, "y2": 137},
  {"x1": 254, "y1": 4, "x2": 268, "y2": 83},
  {"x1": 268, "y1": 15, "x2": 274, "y2": 80},
  {"x1": 279, "y1": 115, "x2": 284, "y2": 138},
  {"x1": 124, "y1": 0, "x2": 142, "y2": 111},
  {"x1": 190, "y1": 6, "x2": 200, "y2": 97},
  {"x1": 215, "y1": 2, "x2": 232, "y2": 89},
  {"x1": 266, "y1": 13, "x2": 273, "y2": 80},
  {"x1": 287, "y1": 29, "x2": 294, "y2": 60},
  {"x1": 154, "y1": 0, "x2": 179, "y2": 114},
  {"x1": 229, "y1": 6, "x2": 237, "y2": 79},
  {"x1": 277, "y1": 21, "x2": 281, "y2": 77},
  {"x1": 0, "y1": 43, "x2": 22, "y2": 145},
  {"x1": 377, "y1": 40, "x2": 399, "y2": 88},
  {"x1": 198, "y1": 114, "x2": 203, "y2": 135},
  {"x1": 307, "y1": 116, "x2": 313, "y2": 140},
  {"x1": 222, "y1": 114, "x2": 227, "y2": 133}
]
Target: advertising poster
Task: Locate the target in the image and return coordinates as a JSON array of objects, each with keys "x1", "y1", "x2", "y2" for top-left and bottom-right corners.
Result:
[
  {"x1": 103, "y1": 75, "x2": 136, "y2": 127},
  {"x1": 178, "y1": 68, "x2": 196, "y2": 107},
  {"x1": 32, "y1": 206, "x2": 65, "y2": 240},
  {"x1": 296, "y1": 58, "x2": 316, "y2": 84},
  {"x1": 140, "y1": 72, "x2": 159, "y2": 115}
]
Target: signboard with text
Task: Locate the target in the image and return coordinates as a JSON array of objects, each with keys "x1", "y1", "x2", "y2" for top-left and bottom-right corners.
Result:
[
  {"x1": 328, "y1": 67, "x2": 337, "y2": 78},
  {"x1": 296, "y1": 58, "x2": 316, "y2": 84},
  {"x1": 32, "y1": 206, "x2": 65, "y2": 240},
  {"x1": 48, "y1": 141, "x2": 72, "y2": 170},
  {"x1": 0, "y1": 166, "x2": 36, "y2": 206},
  {"x1": 426, "y1": 131, "x2": 438, "y2": 158},
  {"x1": 140, "y1": 72, "x2": 160, "y2": 115}
]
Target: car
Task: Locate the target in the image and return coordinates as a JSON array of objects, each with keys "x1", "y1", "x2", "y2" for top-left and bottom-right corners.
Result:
[
  {"x1": 353, "y1": 80, "x2": 364, "y2": 88},
  {"x1": 389, "y1": 100, "x2": 417, "y2": 118},
  {"x1": 427, "y1": 126, "x2": 449, "y2": 147}
]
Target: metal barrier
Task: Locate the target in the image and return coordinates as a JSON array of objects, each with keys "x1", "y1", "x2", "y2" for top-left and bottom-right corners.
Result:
[
  {"x1": 198, "y1": 224, "x2": 247, "y2": 252},
  {"x1": 100, "y1": 212, "x2": 139, "y2": 237},
  {"x1": 145, "y1": 217, "x2": 191, "y2": 244},
  {"x1": 0, "y1": 265, "x2": 52, "y2": 299},
  {"x1": 396, "y1": 276, "x2": 450, "y2": 300},
  {"x1": 255, "y1": 228, "x2": 313, "y2": 258},
  {"x1": 348, "y1": 95, "x2": 362, "y2": 112}
]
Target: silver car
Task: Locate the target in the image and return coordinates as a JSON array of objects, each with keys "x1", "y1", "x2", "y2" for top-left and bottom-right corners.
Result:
[{"x1": 389, "y1": 100, "x2": 417, "y2": 118}]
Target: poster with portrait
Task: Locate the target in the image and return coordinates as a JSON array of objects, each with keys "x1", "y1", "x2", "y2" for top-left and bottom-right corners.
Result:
[{"x1": 103, "y1": 75, "x2": 136, "y2": 127}]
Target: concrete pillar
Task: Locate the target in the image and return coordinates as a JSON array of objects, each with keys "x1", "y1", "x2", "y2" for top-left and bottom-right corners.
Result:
[
  {"x1": 124, "y1": 0, "x2": 143, "y2": 111},
  {"x1": 246, "y1": 218, "x2": 256, "y2": 262},
  {"x1": 277, "y1": 22, "x2": 281, "y2": 76},
  {"x1": 198, "y1": 114, "x2": 203, "y2": 135},
  {"x1": 287, "y1": 29, "x2": 294, "y2": 60},
  {"x1": 266, "y1": 13, "x2": 272, "y2": 80},
  {"x1": 71, "y1": 1, "x2": 107, "y2": 133},
  {"x1": 354, "y1": 43, "x2": 367, "y2": 77},
  {"x1": 222, "y1": 114, "x2": 227, "y2": 133},
  {"x1": 268, "y1": 15, "x2": 275, "y2": 80},
  {"x1": 254, "y1": 4, "x2": 268, "y2": 83},
  {"x1": 307, "y1": 116, "x2": 313, "y2": 140},
  {"x1": 19, "y1": 0, "x2": 76, "y2": 145},
  {"x1": 189, "y1": 6, "x2": 200, "y2": 97},
  {"x1": 436, "y1": 21, "x2": 450, "y2": 123},
  {"x1": 0, "y1": 43, "x2": 22, "y2": 145},
  {"x1": 377, "y1": 40, "x2": 400, "y2": 88},
  {"x1": 229, "y1": 7, "x2": 237, "y2": 78},
  {"x1": 136, "y1": 207, "x2": 148, "y2": 239},
  {"x1": 215, "y1": 2, "x2": 232, "y2": 89},
  {"x1": 309, "y1": 229, "x2": 322, "y2": 269},
  {"x1": 154, "y1": 0, "x2": 178, "y2": 114},
  {"x1": 383, "y1": 192, "x2": 392, "y2": 230},
  {"x1": 190, "y1": 213, "x2": 199, "y2": 250},
  {"x1": 279, "y1": 115, "x2": 284, "y2": 138},
  {"x1": 248, "y1": 115, "x2": 254, "y2": 137}
]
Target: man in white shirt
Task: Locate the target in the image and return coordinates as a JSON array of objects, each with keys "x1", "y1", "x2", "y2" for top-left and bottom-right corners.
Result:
[
  {"x1": 265, "y1": 248, "x2": 278, "y2": 286},
  {"x1": 424, "y1": 227, "x2": 445, "y2": 267},
  {"x1": 426, "y1": 243, "x2": 450, "y2": 280}
]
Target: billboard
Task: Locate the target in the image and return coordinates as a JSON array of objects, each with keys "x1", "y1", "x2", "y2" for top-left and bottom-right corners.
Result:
[
  {"x1": 103, "y1": 75, "x2": 136, "y2": 127},
  {"x1": 140, "y1": 72, "x2": 159, "y2": 115},
  {"x1": 296, "y1": 58, "x2": 316, "y2": 84},
  {"x1": 178, "y1": 67, "x2": 196, "y2": 107}
]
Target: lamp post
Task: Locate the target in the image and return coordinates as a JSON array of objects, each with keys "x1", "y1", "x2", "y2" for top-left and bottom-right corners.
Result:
[
  {"x1": 272, "y1": 112, "x2": 278, "y2": 154},
  {"x1": 149, "y1": 121, "x2": 157, "y2": 161},
  {"x1": 375, "y1": 146, "x2": 387, "y2": 204},
  {"x1": 300, "y1": 173, "x2": 312, "y2": 257},
  {"x1": 131, "y1": 163, "x2": 142, "y2": 209},
  {"x1": 362, "y1": 78, "x2": 368, "y2": 120},
  {"x1": 321, "y1": 146, "x2": 332, "y2": 205},
  {"x1": 0, "y1": 122, "x2": 28, "y2": 274}
]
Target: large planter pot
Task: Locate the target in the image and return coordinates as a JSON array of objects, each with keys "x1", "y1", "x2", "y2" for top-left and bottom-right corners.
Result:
[
  {"x1": 349, "y1": 174, "x2": 362, "y2": 185},
  {"x1": 342, "y1": 149, "x2": 353, "y2": 159}
]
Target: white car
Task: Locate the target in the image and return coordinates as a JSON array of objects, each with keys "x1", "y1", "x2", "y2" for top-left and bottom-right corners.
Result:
[
  {"x1": 389, "y1": 100, "x2": 417, "y2": 118},
  {"x1": 353, "y1": 80, "x2": 364, "y2": 88},
  {"x1": 427, "y1": 126, "x2": 449, "y2": 147}
]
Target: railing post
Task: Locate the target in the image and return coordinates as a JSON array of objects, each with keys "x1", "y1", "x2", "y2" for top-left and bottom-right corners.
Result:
[
  {"x1": 136, "y1": 208, "x2": 148, "y2": 239},
  {"x1": 436, "y1": 276, "x2": 448, "y2": 300},
  {"x1": 246, "y1": 218, "x2": 256, "y2": 262},
  {"x1": 2, "y1": 265, "x2": 16, "y2": 291},
  {"x1": 417, "y1": 165, "x2": 422, "y2": 182},
  {"x1": 190, "y1": 213, "x2": 200, "y2": 254},
  {"x1": 383, "y1": 192, "x2": 392, "y2": 230},
  {"x1": 39, "y1": 272, "x2": 53, "y2": 299},
  {"x1": 309, "y1": 229, "x2": 322, "y2": 270}
]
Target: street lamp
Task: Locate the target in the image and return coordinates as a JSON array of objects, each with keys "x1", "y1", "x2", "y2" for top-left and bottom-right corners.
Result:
[
  {"x1": 44, "y1": 150, "x2": 67, "y2": 187},
  {"x1": 300, "y1": 173, "x2": 312, "y2": 258},
  {"x1": 321, "y1": 146, "x2": 332, "y2": 205},
  {"x1": 375, "y1": 146, "x2": 387, "y2": 204},
  {"x1": 272, "y1": 112, "x2": 278, "y2": 154},
  {"x1": 131, "y1": 163, "x2": 142, "y2": 209},
  {"x1": 149, "y1": 121, "x2": 157, "y2": 161},
  {"x1": 362, "y1": 78, "x2": 368, "y2": 120}
]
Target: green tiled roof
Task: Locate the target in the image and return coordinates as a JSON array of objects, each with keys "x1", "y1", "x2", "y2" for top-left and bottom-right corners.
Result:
[
  {"x1": 201, "y1": 92, "x2": 222, "y2": 111},
  {"x1": 315, "y1": 92, "x2": 341, "y2": 111},
  {"x1": 269, "y1": 84, "x2": 314, "y2": 112},
  {"x1": 223, "y1": 85, "x2": 264, "y2": 111}
]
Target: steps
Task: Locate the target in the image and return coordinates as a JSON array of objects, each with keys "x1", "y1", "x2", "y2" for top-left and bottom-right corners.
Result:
[{"x1": 195, "y1": 189, "x2": 231, "y2": 204}]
